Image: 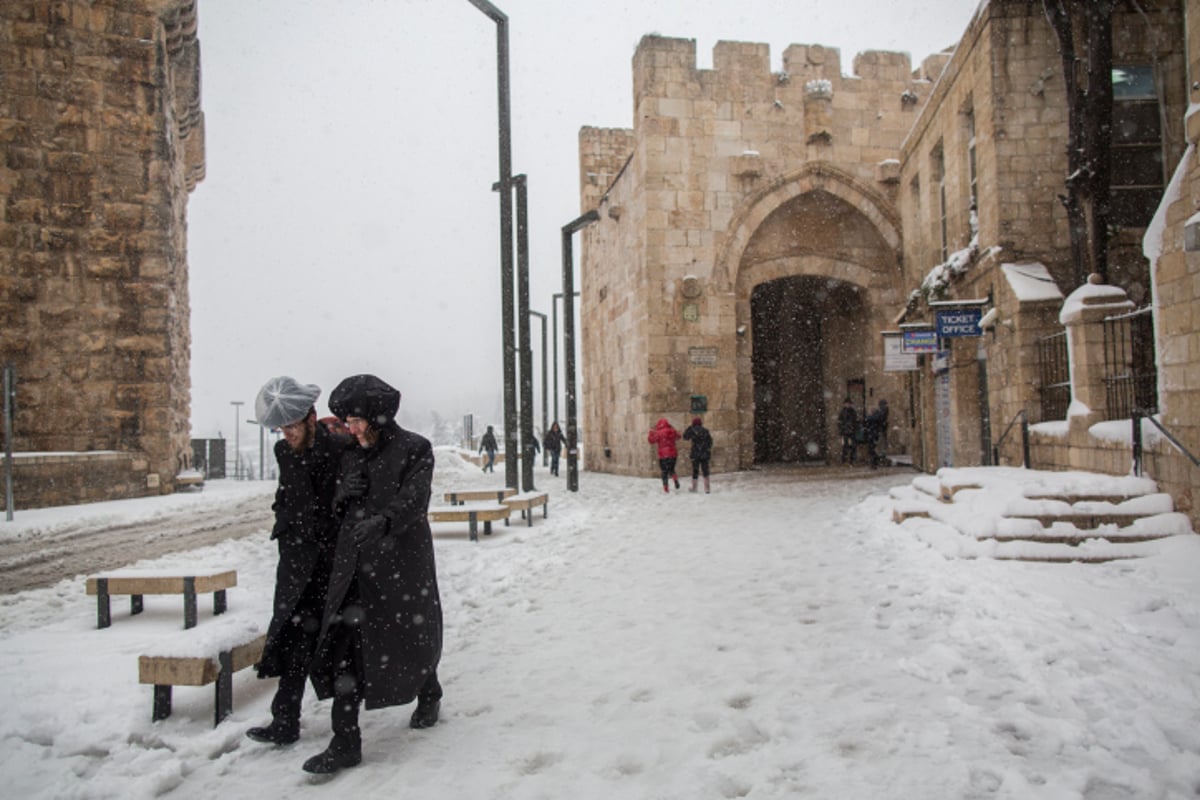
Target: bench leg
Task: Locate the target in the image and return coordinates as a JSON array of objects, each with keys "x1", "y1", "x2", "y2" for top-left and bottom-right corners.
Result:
[
  {"x1": 543, "y1": 500, "x2": 549, "y2": 520},
  {"x1": 153, "y1": 685, "x2": 173, "y2": 721},
  {"x1": 525, "y1": 507, "x2": 532, "y2": 527},
  {"x1": 96, "y1": 578, "x2": 111, "y2": 629},
  {"x1": 131, "y1": 594, "x2": 144, "y2": 616},
  {"x1": 213, "y1": 589, "x2": 227, "y2": 616},
  {"x1": 183, "y1": 577, "x2": 197, "y2": 629},
  {"x1": 214, "y1": 650, "x2": 233, "y2": 727},
  {"x1": 484, "y1": 519, "x2": 493, "y2": 536},
  {"x1": 468, "y1": 512, "x2": 478, "y2": 543}
]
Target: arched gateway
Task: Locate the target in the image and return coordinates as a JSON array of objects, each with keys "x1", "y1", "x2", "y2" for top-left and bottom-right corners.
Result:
[{"x1": 718, "y1": 165, "x2": 903, "y2": 468}]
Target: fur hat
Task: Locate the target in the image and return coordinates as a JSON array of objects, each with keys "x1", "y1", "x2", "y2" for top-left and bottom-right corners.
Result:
[
  {"x1": 329, "y1": 374, "x2": 401, "y2": 427},
  {"x1": 255, "y1": 376, "x2": 320, "y2": 429},
  {"x1": 692, "y1": 417, "x2": 703, "y2": 426}
]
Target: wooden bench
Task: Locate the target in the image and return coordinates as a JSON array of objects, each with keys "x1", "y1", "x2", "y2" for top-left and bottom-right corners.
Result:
[
  {"x1": 504, "y1": 491, "x2": 549, "y2": 527},
  {"x1": 138, "y1": 621, "x2": 265, "y2": 727},
  {"x1": 443, "y1": 487, "x2": 515, "y2": 505},
  {"x1": 85, "y1": 569, "x2": 237, "y2": 630},
  {"x1": 428, "y1": 502, "x2": 510, "y2": 542}
]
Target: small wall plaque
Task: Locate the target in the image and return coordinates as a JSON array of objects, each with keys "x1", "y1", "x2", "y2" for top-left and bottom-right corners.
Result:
[
  {"x1": 689, "y1": 346, "x2": 718, "y2": 367},
  {"x1": 682, "y1": 303, "x2": 699, "y2": 322}
]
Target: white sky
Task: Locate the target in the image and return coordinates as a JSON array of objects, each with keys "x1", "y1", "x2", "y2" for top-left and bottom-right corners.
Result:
[
  {"x1": 187, "y1": 0, "x2": 982, "y2": 439},
  {"x1": 2, "y1": 459, "x2": 1199, "y2": 797}
]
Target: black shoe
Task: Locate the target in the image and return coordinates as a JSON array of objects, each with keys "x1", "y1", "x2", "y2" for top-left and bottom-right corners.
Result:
[
  {"x1": 246, "y1": 720, "x2": 299, "y2": 745},
  {"x1": 302, "y1": 740, "x2": 362, "y2": 775},
  {"x1": 410, "y1": 699, "x2": 440, "y2": 729}
]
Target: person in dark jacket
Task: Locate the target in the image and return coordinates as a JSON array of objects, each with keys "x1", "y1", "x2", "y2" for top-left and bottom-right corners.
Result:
[
  {"x1": 246, "y1": 376, "x2": 353, "y2": 747},
  {"x1": 543, "y1": 422, "x2": 564, "y2": 476},
  {"x1": 301, "y1": 374, "x2": 444, "y2": 775},
  {"x1": 647, "y1": 417, "x2": 681, "y2": 493},
  {"x1": 837, "y1": 397, "x2": 859, "y2": 466},
  {"x1": 864, "y1": 398, "x2": 889, "y2": 468},
  {"x1": 682, "y1": 416, "x2": 713, "y2": 494},
  {"x1": 478, "y1": 425, "x2": 498, "y2": 472}
]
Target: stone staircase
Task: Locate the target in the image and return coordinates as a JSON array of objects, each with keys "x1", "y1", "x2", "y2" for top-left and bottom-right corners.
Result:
[{"x1": 888, "y1": 466, "x2": 1195, "y2": 562}]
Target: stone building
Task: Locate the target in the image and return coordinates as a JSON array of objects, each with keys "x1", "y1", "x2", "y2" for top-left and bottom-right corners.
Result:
[
  {"x1": 0, "y1": 0, "x2": 204, "y2": 509},
  {"x1": 579, "y1": 0, "x2": 1199, "y2": 524},
  {"x1": 579, "y1": 36, "x2": 951, "y2": 477}
]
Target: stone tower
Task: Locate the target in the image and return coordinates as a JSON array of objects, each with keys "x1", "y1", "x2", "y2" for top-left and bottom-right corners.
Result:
[
  {"x1": 0, "y1": 0, "x2": 204, "y2": 508},
  {"x1": 579, "y1": 35, "x2": 949, "y2": 476}
]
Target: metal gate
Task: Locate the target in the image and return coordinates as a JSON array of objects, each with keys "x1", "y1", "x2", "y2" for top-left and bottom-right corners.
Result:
[
  {"x1": 1103, "y1": 306, "x2": 1158, "y2": 419},
  {"x1": 1037, "y1": 330, "x2": 1070, "y2": 421}
]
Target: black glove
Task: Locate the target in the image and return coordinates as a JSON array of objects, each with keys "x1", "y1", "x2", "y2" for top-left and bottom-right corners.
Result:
[
  {"x1": 335, "y1": 472, "x2": 368, "y2": 504},
  {"x1": 350, "y1": 515, "x2": 389, "y2": 548}
]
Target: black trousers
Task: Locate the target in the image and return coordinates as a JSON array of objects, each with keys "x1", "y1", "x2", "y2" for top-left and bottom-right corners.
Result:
[
  {"x1": 690, "y1": 458, "x2": 710, "y2": 479},
  {"x1": 658, "y1": 457, "x2": 677, "y2": 485}
]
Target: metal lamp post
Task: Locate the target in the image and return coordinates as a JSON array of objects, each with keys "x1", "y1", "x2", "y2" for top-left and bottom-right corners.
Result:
[
  {"x1": 468, "y1": 0, "x2": 519, "y2": 492},
  {"x1": 246, "y1": 419, "x2": 265, "y2": 480},
  {"x1": 229, "y1": 401, "x2": 244, "y2": 480},
  {"x1": 561, "y1": 210, "x2": 599, "y2": 492},
  {"x1": 529, "y1": 309, "x2": 547, "y2": 465},
  {"x1": 551, "y1": 291, "x2": 579, "y2": 426}
]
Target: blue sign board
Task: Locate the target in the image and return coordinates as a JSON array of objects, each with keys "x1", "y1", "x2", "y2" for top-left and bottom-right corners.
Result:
[
  {"x1": 902, "y1": 329, "x2": 939, "y2": 353},
  {"x1": 936, "y1": 308, "x2": 983, "y2": 338}
]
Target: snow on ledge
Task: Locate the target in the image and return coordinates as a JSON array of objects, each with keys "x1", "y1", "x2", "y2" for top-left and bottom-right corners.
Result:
[{"x1": 1000, "y1": 262, "x2": 1063, "y2": 303}]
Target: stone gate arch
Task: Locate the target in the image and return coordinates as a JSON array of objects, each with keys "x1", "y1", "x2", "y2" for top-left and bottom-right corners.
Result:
[{"x1": 716, "y1": 164, "x2": 903, "y2": 467}]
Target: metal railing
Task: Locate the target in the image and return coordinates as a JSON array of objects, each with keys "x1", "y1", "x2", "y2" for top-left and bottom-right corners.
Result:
[
  {"x1": 1104, "y1": 306, "x2": 1157, "y2": 420},
  {"x1": 1132, "y1": 409, "x2": 1200, "y2": 478},
  {"x1": 992, "y1": 409, "x2": 1030, "y2": 468},
  {"x1": 1037, "y1": 330, "x2": 1070, "y2": 421}
]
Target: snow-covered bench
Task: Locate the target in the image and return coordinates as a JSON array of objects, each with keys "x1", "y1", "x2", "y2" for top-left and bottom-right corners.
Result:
[
  {"x1": 85, "y1": 569, "x2": 237, "y2": 629},
  {"x1": 503, "y1": 491, "x2": 549, "y2": 527},
  {"x1": 428, "y1": 502, "x2": 511, "y2": 542},
  {"x1": 443, "y1": 487, "x2": 515, "y2": 505},
  {"x1": 137, "y1": 616, "x2": 265, "y2": 727}
]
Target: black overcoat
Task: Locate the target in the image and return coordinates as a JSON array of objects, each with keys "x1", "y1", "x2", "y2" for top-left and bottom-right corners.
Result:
[
  {"x1": 309, "y1": 422, "x2": 443, "y2": 710},
  {"x1": 257, "y1": 422, "x2": 352, "y2": 677},
  {"x1": 683, "y1": 424, "x2": 713, "y2": 461}
]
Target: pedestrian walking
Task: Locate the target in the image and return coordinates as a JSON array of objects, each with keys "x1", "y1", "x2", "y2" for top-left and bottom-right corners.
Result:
[
  {"x1": 543, "y1": 422, "x2": 564, "y2": 476},
  {"x1": 302, "y1": 374, "x2": 444, "y2": 775},
  {"x1": 864, "y1": 398, "x2": 889, "y2": 468},
  {"x1": 837, "y1": 397, "x2": 858, "y2": 465},
  {"x1": 647, "y1": 417, "x2": 681, "y2": 493},
  {"x1": 479, "y1": 424, "x2": 498, "y2": 472},
  {"x1": 245, "y1": 376, "x2": 353, "y2": 747},
  {"x1": 682, "y1": 416, "x2": 713, "y2": 493}
]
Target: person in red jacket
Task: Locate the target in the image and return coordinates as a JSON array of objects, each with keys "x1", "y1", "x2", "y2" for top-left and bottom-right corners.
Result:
[{"x1": 647, "y1": 417, "x2": 682, "y2": 493}]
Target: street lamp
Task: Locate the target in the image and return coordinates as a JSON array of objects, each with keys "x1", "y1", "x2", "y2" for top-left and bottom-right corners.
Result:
[
  {"x1": 229, "y1": 401, "x2": 244, "y2": 480},
  {"x1": 561, "y1": 210, "x2": 600, "y2": 492},
  {"x1": 469, "y1": 0, "x2": 519, "y2": 492},
  {"x1": 529, "y1": 309, "x2": 547, "y2": 465},
  {"x1": 551, "y1": 291, "x2": 579, "y2": 426},
  {"x1": 246, "y1": 419, "x2": 265, "y2": 480}
]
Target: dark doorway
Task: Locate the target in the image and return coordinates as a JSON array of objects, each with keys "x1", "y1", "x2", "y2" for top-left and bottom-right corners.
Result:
[{"x1": 752, "y1": 278, "x2": 822, "y2": 462}]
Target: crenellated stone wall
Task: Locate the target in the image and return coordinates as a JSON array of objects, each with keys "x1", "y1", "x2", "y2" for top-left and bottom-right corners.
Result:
[{"x1": 0, "y1": 0, "x2": 204, "y2": 510}]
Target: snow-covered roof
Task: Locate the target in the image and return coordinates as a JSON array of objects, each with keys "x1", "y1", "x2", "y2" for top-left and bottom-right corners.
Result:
[{"x1": 1000, "y1": 262, "x2": 1063, "y2": 303}]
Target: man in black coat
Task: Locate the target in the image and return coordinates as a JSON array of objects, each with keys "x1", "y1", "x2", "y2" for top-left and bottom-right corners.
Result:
[
  {"x1": 246, "y1": 376, "x2": 353, "y2": 746},
  {"x1": 302, "y1": 374, "x2": 444, "y2": 775},
  {"x1": 864, "y1": 398, "x2": 890, "y2": 468},
  {"x1": 837, "y1": 397, "x2": 858, "y2": 465},
  {"x1": 683, "y1": 416, "x2": 714, "y2": 493}
]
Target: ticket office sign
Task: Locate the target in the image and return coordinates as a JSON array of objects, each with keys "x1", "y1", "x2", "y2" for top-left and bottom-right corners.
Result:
[{"x1": 936, "y1": 308, "x2": 982, "y2": 338}]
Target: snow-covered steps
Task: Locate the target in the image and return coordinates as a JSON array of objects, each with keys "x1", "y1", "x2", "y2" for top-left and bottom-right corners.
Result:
[{"x1": 888, "y1": 467, "x2": 1195, "y2": 562}]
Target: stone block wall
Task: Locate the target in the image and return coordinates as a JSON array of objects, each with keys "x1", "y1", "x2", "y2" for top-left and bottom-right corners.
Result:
[
  {"x1": 0, "y1": 451, "x2": 154, "y2": 512},
  {"x1": 0, "y1": 0, "x2": 203, "y2": 506}
]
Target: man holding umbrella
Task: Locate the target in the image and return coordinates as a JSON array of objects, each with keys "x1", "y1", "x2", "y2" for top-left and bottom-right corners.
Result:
[{"x1": 245, "y1": 376, "x2": 352, "y2": 747}]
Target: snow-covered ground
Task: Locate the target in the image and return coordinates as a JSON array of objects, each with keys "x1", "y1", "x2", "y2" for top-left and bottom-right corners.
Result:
[{"x1": 1, "y1": 450, "x2": 1199, "y2": 799}]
